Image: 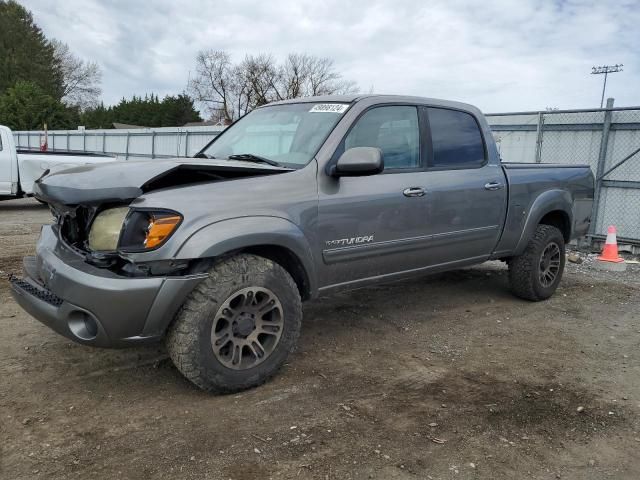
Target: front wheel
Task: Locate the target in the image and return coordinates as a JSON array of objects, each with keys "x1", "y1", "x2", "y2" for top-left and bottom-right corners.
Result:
[
  {"x1": 508, "y1": 224, "x2": 565, "y2": 301},
  {"x1": 166, "y1": 254, "x2": 302, "y2": 393}
]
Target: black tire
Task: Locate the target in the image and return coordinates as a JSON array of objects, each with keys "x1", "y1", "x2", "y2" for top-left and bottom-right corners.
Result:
[
  {"x1": 508, "y1": 224, "x2": 565, "y2": 301},
  {"x1": 166, "y1": 254, "x2": 302, "y2": 393}
]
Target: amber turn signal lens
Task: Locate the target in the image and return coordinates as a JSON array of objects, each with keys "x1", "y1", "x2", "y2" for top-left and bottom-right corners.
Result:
[{"x1": 144, "y1": 214, "x2": 181, "y2": 249}]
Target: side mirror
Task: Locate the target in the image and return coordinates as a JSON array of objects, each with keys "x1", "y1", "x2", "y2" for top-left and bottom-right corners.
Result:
[{"x1": 329, "y1": 147, "x2": 384, "y2": 177}]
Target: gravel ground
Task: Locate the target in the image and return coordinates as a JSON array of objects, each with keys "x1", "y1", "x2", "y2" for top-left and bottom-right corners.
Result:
[{"x1": 1, "y1": 197, "x2": 639, "y2": 480}]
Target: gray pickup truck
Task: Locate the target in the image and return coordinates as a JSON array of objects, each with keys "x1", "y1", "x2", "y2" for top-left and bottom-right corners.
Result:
[{"x1": 10, "y1": 95, "x2": 594, "y2": 392}]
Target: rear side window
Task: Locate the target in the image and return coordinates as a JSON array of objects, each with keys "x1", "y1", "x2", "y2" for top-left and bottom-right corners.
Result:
[
  {"x1": 344, "y1": 106, "x2": 420, "y2": 170},
  {"x1": 427, "y1": 108, "x2": 485, "y2": 169}
]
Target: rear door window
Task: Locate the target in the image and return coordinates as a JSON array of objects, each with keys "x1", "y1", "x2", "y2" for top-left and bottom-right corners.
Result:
[{"x1": 427, "y1": 108, "x2": 485, "y2": 169}]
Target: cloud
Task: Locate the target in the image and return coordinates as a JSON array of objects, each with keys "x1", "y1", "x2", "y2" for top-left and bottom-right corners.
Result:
[{"x1": 22, "y1": 0, "x2": 640, "y2": 112}]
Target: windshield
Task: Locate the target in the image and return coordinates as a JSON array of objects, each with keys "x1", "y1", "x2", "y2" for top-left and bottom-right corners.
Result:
[{"x1": 201, "y1": 102, "x2": 350, "y2": 168}]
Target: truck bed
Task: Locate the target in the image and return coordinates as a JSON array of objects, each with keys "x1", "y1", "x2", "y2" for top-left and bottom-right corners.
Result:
[
  {"x1": 16, "y1": 152, "x2": 115, "y2": 195},
  {"x1": 493, "y1": 162, "x2": 594, "y2": 257},
  {"x1": 17, "y1": 149, "x2": 113, "y2": 158}
]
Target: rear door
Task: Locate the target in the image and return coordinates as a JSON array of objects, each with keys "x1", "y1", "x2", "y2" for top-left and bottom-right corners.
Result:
[{"x1": 418, "y1": 107, "x2": 507, "y2": 265}]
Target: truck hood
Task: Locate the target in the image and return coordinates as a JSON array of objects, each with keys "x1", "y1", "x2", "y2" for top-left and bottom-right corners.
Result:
[{"x1": 33, "y1": 158, "x2": 292, "y2": 206}]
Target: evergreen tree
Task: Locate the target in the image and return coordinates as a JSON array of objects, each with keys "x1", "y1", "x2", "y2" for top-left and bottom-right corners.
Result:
[
  {"x1": 80, "y1": 93, "x2": 202, "y2": 128},
  {"x1": 0, "y1": 80, "x2": 79, "y2": 130},
  {"x1": 0, "y1": 0, "x2": 64, "y2": 98},
  {"x1": 160, "y1": 94, "x2": 201, "y2": 126}
]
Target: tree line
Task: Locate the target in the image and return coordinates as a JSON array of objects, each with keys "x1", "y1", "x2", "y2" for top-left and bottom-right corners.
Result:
[
  {"x1": 0, "y1": 0, "x2": 357, "y2": 131},
  {"x1": 81, "y1": 94, "x2": 202, "y2": 129}
]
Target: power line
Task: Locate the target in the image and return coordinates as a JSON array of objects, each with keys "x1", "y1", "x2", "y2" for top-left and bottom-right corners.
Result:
[{"x1": 591, "y1": 64, "x2": 623, "y2": 108}]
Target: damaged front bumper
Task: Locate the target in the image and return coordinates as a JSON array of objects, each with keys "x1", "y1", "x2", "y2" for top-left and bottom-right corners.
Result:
[{"x1": 9, "y1": 225, "x2": 207, "y2": 348}]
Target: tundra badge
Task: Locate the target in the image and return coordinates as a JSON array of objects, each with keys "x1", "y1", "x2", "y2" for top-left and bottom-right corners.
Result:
[{"x1": 325, "y1": 235, "x2": 374, "y2": 248}]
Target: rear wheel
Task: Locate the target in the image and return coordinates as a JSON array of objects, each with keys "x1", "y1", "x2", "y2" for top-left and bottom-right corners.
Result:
[
  {"x1": 508, "y1": 224, "x2": 565, "y2": 301},
  {"x1": 166, "y1": 254, "x2": 302, "y2": 393}
]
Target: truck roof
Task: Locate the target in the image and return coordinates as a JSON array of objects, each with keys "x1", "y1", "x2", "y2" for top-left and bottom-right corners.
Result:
[{"x1": 266, "y1": 94, "x2": 483, "y2": 116}]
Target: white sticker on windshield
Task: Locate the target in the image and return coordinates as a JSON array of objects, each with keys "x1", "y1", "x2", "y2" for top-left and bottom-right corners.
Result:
[{"x1": 309, "y1": 104, "x2": 349, "y2": 114}]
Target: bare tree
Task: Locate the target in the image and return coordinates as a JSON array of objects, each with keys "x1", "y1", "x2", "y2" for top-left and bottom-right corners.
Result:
[
  {"x1": 281, "y1": 54, "x2": 357, "y2": 97},
  {"x1": 187, "y1": 50, "x2": 236, "y2": 123},
  {"x1": 52, "y1": 40, "x2": 102, "y2": 110},
  {"x1": 279, "y1": 54, "x2": 311, "y2": 99},
  {"x1": 238, "y1": 54, "x2": 280, "y2": 107},
  {"x1": 188, "y1": 50, "x2": 358, "y2": 121}
]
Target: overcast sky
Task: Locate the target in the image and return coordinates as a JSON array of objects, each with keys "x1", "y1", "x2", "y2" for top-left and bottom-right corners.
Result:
[{"x1": 23, "y1": 0, "x2": 640, "y2": 113}]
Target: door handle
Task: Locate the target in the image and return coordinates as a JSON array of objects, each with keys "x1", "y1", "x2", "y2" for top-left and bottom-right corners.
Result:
[
  {"x1": 403, "y1": 187, "x2": 425, "y2": 197},
  {"x1": 484, "y1": 182, "x2": 504, "y2": 191}
]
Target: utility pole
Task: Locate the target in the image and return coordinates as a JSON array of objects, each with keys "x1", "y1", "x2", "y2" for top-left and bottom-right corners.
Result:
[{"x1": 591, "y1": 64, "x2": 623, "y2": 108}]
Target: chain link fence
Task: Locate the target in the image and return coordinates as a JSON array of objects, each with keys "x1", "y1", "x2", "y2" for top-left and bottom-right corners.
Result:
[
  {"x1": 11, "y1": 101, "x2": 640, "y2": 247},
  {"x1": 13, "y1": 125, "x2": 225, "y2": 160},
  {"x1": 487, "y1": 100, "x2": 640, "y2": 248}
]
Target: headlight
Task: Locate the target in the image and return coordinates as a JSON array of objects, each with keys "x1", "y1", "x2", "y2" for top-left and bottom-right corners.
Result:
[
  {"x1": 88, "y1": 207, "x2": 129, "y2": 251},
  {"x1": 119, "y1": 210, "x2": 182, "y2": 251},
  {"x1": 88, "y1": 208, "x2": 182, "y2": 252}
]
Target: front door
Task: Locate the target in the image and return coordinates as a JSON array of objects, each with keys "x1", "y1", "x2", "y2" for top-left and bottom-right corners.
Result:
[{"x1": 317, "y1": 105, "x2": 432, "y2": 288}]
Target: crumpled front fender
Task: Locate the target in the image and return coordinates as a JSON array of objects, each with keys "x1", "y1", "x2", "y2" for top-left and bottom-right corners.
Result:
[{"x1": 174, "y1": 216, "x2": 317, "y2": 295}]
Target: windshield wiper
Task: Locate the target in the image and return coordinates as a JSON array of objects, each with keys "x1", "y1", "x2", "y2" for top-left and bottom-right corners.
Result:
[{"x1": 228, "y1": 153, "x2": 281, "y2": 167}]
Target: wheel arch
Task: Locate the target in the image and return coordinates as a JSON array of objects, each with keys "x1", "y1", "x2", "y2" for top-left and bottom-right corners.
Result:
[
  {"x1": 539, "y1": 210, "x2": 571, "y2": 243},
  {"x1": 174, "y1": 216, "x2": 317, "y2": 300},
  {"x1": 514, "y1": 190, "x2": 573, "y2": 255}
]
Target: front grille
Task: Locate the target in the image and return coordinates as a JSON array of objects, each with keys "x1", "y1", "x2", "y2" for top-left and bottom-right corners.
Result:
[{"x1": 10, "y1": 277, "x2": 63, "y2": 307}]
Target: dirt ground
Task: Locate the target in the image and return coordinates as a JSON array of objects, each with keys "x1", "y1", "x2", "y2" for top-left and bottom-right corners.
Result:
[{"x1": 1, "y1": 198, "x2": 639, "y2": 480}]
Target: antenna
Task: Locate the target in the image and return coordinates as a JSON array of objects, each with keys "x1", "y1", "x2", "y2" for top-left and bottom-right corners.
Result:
[{"x1": 591, "y1": 64, "x2": 623, "y2": 108}]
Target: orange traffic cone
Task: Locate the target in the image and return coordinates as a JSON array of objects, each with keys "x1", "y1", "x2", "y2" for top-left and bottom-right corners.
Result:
[{"x1": 598, "y1": 225, "x2": 624, "y2": 263}]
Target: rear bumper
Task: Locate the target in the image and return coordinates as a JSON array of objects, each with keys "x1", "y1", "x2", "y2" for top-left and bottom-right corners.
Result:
[{"x1": 10, "y1": 225, "x2": 206, "y2": 348}]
